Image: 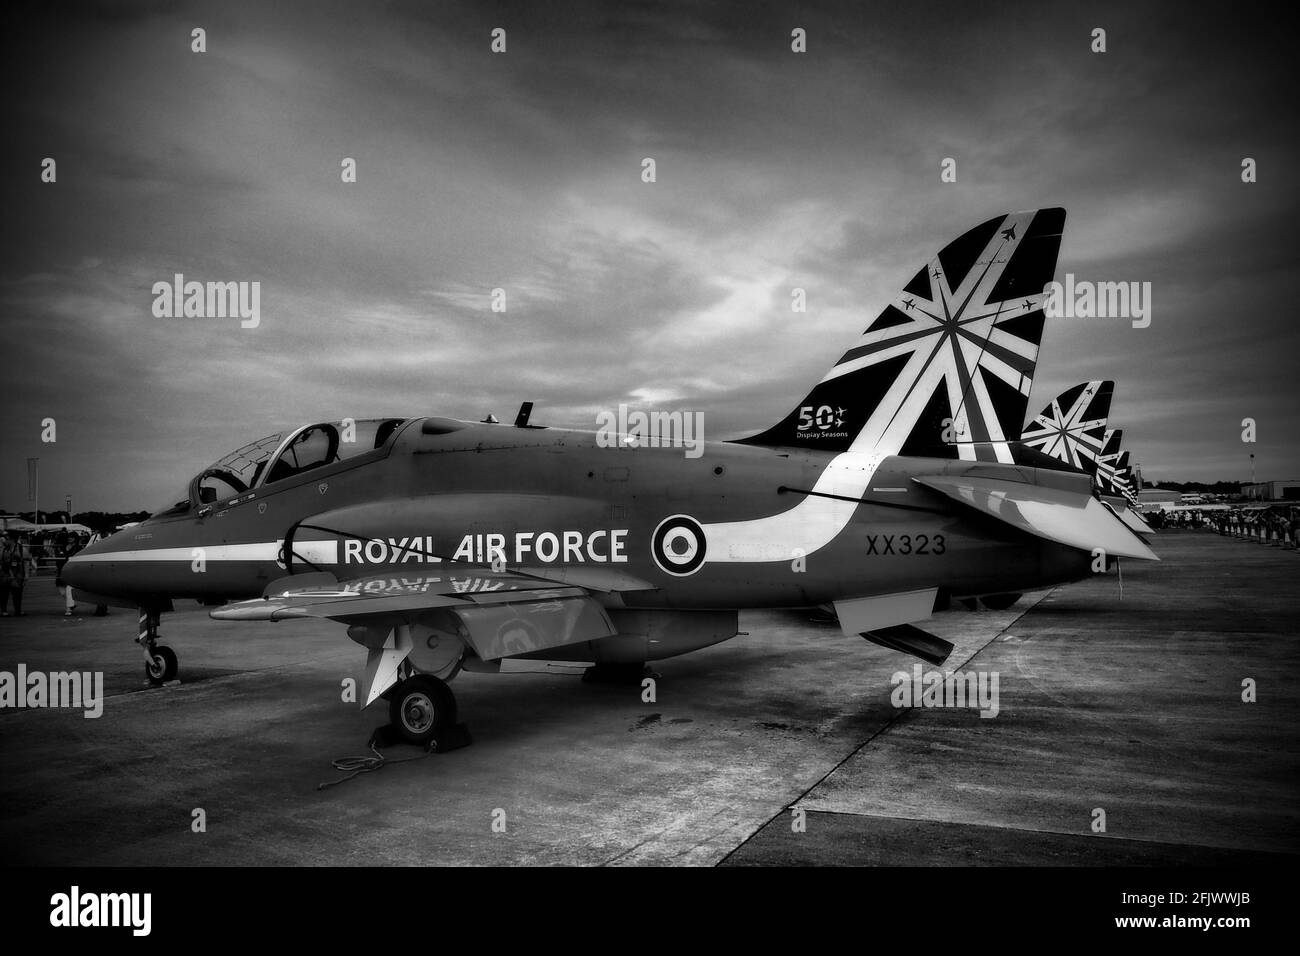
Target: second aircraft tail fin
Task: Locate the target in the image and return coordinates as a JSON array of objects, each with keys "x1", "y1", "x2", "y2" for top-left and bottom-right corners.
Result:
[{"x1": 1019, "y1": 380, "x2": 1114, "y2": 474}]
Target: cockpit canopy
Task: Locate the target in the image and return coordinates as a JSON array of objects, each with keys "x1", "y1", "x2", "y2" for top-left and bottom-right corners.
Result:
[{"x1": 154, "y1": 418, "x2": 407, "y2": 516}]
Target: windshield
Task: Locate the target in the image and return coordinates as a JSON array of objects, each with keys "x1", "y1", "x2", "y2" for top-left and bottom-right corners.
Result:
[
  {"x1": 205, "y1": 432, "x2": 286, "y2": 491},
  {"x1": 156, "y1": 419, "x2": 407, "y2": 514},
  {"x1": 152, "y1": 431, "x2": 284, "y2": 516}
]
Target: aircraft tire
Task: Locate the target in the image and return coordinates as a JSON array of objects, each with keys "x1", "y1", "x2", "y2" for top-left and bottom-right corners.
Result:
[
  {"x1": 389, "y1": 675, "x2": 457, "y2": 746},
  {"x1": 980, "y1": 593, "x2": 1022, "y2": 610},
  {"x1": 146, "y1": 645, "x2": 179, "y2": 685}
]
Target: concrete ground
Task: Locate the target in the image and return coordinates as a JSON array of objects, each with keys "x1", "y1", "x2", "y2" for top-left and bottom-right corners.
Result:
[{"x1": 0, "y1": 529, "x2": 1296, "y2": 866}]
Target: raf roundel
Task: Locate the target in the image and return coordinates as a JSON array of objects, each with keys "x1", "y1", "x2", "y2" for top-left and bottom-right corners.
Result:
[{"x1": 651, "y1": 514, "x2": 707, "y2": 576}]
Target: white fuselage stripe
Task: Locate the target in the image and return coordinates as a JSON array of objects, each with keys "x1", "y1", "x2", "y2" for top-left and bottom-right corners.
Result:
[
  {"x1": 700, "y1": 451, "x2": 883, "y2": 563},
  {"x1": 68, "y1": 542, "x2": 338, "y2": 564}
]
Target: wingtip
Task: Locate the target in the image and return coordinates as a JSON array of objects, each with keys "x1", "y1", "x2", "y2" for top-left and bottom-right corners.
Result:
[{"x1": 1119, "y1": 531, "x2": 1160, "y2": 562}]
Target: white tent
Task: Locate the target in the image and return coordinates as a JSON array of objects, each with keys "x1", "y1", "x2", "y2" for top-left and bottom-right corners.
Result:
[
  {"x1": 32, "y1": 523, "x2": 95, "y2": 535},
  {"x1": 0, "y1": 518, "x2": 93, "y2": 535}
]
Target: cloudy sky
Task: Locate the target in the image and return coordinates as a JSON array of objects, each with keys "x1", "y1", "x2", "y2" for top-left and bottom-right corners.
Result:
[{"x1": 2, "y1": 0, "x2": 1296, "y2": 512}]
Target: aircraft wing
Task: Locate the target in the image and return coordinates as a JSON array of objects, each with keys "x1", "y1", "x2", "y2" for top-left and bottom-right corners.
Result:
[
  {"x1": 913, "y1": 475, "x2": 1159, "y2": 561},
  {"x1": 211, "y1": 569, "x2": 619, "y2": 663},
  {"x1": 1104, "y1": 500, "x2": 1155, "y2": 536}
]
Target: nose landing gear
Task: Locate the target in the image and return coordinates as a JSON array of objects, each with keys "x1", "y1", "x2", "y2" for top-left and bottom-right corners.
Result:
[{"x1": 138, "y1": 608, "x2": 178, "y2": 685}]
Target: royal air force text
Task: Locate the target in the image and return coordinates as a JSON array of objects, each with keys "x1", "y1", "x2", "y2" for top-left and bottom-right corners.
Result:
[{"x1": 342, "y1": 530, "x2": 629, "y2": 565}]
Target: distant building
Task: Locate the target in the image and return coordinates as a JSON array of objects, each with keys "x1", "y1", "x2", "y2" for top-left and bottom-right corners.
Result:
[{"x1": 1242, "y1": 480, "x2": 1300, "y2": 501}]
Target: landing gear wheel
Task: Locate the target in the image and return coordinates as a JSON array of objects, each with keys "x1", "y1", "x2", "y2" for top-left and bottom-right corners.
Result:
[
  {"x1": 980, "y1": 593, "x2": 1022, "y2": 610},
  {"x1": 388, "y1": 675, "x2": 457, "y2": 746},
  {"x1": 145, "y1": 645, "x2": 178, "y2": 685}
]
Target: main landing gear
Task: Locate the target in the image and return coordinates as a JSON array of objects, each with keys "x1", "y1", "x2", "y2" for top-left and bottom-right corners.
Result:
[
  {"x1": 384, "y1": 673, "x2": 471, "y2": 752},
  {"x1": 138, "y1": 608, "x2": 178, "y2": 686},
  {"x1": 388, "y1": 674, "x2": 456, "y2": 745},
  {"x1": 354, "y1": 622, "x2": 473, "y2": 752}
]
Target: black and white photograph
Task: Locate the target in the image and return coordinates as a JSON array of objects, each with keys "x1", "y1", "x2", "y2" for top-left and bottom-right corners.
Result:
[{"x1": 1, "y1": 0, "x2": 1295, "y2": 930}]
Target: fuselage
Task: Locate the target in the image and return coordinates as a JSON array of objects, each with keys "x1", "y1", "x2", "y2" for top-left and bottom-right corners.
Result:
[{"x1": 65, "y1": 416, "x2": 1094, "y2": 611}]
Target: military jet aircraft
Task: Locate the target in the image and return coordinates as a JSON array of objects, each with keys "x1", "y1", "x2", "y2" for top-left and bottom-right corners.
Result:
[
  {"x1": 64, "y1": 207, "x2": 1157, "y2": 746},
  {"x1": 1017, "y1": 382, "x2": 1151, "y2": 535},
  {"x1": 1019, "y1": 380, "x2": 1113, "y2": 471},
  {"x1": 1095, "y1": 429, "x2": 1146, "y2": 513}
]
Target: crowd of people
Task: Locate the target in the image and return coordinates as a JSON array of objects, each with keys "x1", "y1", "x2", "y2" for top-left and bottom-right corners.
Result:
[
  {"x1": 1210, "y1": 507, "x2": 1300, "y2": 548},
  {"x1": 1140, "y1": 509, "x2": 1209, "y2": 530},
  {"x1": 1138, "y1": 506, "x2": 1300, "y2": 548},
  {"x1": 0, "y1": 529, "x2": 94, "y2": 617}
]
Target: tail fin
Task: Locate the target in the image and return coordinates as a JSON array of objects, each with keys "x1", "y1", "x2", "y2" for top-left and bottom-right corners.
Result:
[
  {"x1": 1018, "y1": 380, "x2": 1113, "y2": 473},
  {"x1": 1095, "y1": 429, "x2": 1136, "y2": 500},
  {"x1": 1114, "y1": 452, "x2": 1139, "y2": 504},
  {"x1": 738, "y1": 208, "x2": 1066, "y2": 460}
]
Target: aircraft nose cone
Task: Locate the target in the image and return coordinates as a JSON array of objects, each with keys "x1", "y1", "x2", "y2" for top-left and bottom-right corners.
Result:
[
  {"x1": 62, "y1": 537, "x2": 114, "y2": 593},
  {"x1": 61, "y1": 550, "x2": 96, "y2": 591}
]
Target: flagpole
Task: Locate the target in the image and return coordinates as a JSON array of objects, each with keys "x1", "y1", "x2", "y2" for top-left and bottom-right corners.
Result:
[{"x1": 27, "y1": 457, "x2": 40, "y2": 529}]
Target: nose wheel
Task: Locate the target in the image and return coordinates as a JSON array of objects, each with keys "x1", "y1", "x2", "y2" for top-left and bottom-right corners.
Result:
[
  {"x1": 138, "y1": 607, "x2": 179, "y2": 686},
  {"x1": 146, "y1": 645, "x2": 179, "y2": 685}
]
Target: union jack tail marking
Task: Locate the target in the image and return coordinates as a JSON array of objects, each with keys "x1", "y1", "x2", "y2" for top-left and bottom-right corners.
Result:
[
  {"x1": 738, "y1": 208, "x2": 1066, "y2": 460},
  {"x1": 1019, "y1": 380, "x2": 1113, "y2": 473}
]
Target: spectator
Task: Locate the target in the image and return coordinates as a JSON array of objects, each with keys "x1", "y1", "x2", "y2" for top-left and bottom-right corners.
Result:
[
  {"x1": 1, "y1": 532, "x2": 37, "y2": 617},
  {"x1": 55, "y1": 536, "x2": 84, "y2": 616}
]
